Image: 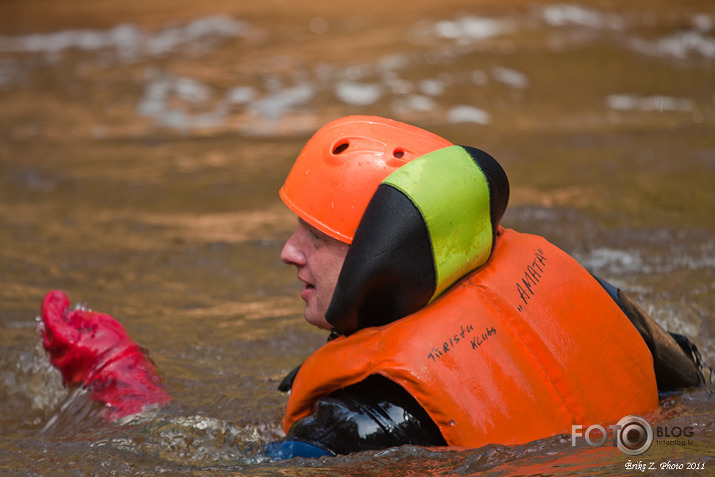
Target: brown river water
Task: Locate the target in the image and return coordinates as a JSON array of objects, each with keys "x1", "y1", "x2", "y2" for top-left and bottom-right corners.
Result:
[{"x1": 1, "y1": 0, "x2": 714, "y2": 475}]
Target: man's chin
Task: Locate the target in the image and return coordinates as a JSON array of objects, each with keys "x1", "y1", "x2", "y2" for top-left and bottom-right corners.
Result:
[{"x1": 304, "y1": 311, "x2": 332, "y2": 331}]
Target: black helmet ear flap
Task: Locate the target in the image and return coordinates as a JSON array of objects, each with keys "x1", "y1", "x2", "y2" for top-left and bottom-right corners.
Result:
[
  {"x1": 326, "y1": 145, "x2": 509, "y2": 336},
  {"x1": 326, "y1": 184, "x2": 435, "y2": 336},
  {"x1": 464, "y1": 146, "x2": 510, "y2": 233}
]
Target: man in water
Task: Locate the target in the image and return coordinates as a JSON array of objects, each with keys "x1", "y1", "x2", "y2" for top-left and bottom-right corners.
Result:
[{"x1": 40, "y1": 116, "x2": 709, "y2": 459}]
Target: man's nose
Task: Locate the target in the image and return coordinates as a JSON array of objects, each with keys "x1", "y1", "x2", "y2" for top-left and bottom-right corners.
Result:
[{"x1": 280, "y1": 228, "x2": 306, "y2": 267}]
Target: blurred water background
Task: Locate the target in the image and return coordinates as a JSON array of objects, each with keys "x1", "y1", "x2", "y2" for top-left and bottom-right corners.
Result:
[{"x1": 0, "y1": 0, "x2": 713, "y2": 475}]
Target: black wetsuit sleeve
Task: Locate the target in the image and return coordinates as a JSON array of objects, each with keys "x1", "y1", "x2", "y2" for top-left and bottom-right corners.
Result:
[
  {"x1": 283, "y1": 374, "x2": 446, "y2": 456},
  {"x1": 593, "y1": 275, "x2": 711, "y2": 390}
]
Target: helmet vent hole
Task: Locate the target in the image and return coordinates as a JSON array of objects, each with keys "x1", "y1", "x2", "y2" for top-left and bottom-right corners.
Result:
[
  {"x1": 393, "y1": 148, "x2": 405, "y2": 159},
  {"x1": 333, "y1": 142, "x2": 349, "y2": 155}
]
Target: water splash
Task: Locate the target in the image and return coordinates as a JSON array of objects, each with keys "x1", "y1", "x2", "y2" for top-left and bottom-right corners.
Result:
[
  {"x1": 106, "y1": 415, "x2": 270, "y2": 466},
  {"x1": 0, "y1": 325, "x2": 67, "y2": 428}
]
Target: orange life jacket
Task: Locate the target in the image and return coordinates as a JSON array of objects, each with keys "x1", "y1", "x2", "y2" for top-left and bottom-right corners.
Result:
[{"x1": 283, "y1": 228, "x2": 658, "y2": 448}]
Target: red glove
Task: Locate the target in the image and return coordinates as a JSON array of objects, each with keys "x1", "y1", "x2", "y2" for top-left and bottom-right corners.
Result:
[{"x1": 40, "y1": 290, "x2": 171, "y2": 421}]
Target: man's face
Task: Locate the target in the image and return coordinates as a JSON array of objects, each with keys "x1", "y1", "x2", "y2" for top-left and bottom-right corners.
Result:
[{"x1": 280, "y1": 219, "x2": 349, "y2": 330}]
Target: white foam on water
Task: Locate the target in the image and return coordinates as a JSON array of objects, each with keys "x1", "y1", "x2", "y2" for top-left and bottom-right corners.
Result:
[
  {"x1": 606, "y1": 94, "x2": 695, "y2": 112},
  {"x1": 334, "y1": 81, "x2": 382, "y2": 106},
  {"x1": 3, "y1": 8, "x2": 711, "y2": 134},
  {"x1": 691, "y1": 14, "x2": 713, "y2": 32},
  {"x1": 391, "y1": 95, "x2": 435, "y2": 115},
  {"x1": 492, "y1": 66, "x2": 529, "y2": 89},
  {"x1": 248, "y1": 84, "x2": 315, "y2": 120},
  {"x1": 419, "y1": 79, "x2": 445, "y2": 96},
  {"x1": 433, "y1": 16, "x2": 514, "y2": 44},
  {"x1": 540, "y1": 4, "x2": 625, "y2": 30},
  {"x1": 446, "y1": 105, "x2": 490, "y2": 124},
  {"x1": 629, "y1": 30, "x2": 715, "y2": 59},
  {"x1": 0, "y1": 15, "x2": 251, "y2": 59},
  {"x1": 576, "y1": 248, "x2": 647, "y2": 275},
  {"x1": 136, "y1": 72, "x2": 229, "y2": 129},
  {"x1": 225, "y1": 86, "x2": 256, "y2": 105},
  {"x1": 576, "y1": 242, "x2": 715, "y2": 277}
]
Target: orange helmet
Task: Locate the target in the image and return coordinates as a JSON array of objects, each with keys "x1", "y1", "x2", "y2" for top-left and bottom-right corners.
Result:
[{"x1": 280, "y1": 116, "x2": 453, "y2": 243}]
